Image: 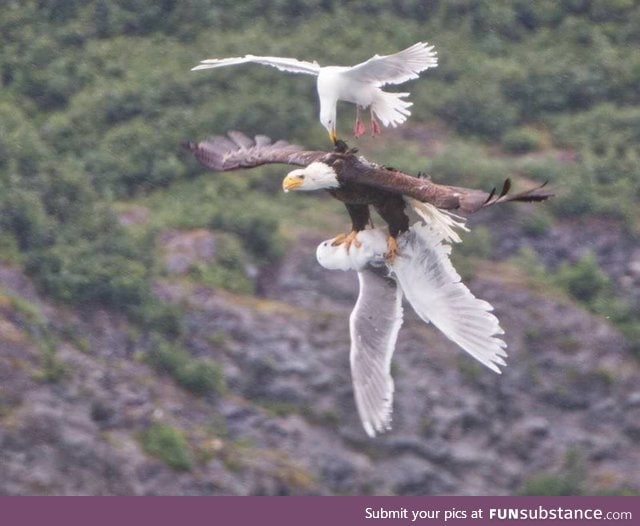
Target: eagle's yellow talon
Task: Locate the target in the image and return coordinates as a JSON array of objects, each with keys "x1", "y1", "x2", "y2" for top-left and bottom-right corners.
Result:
[
  {"x1": 384, "y1": 236, "x2": 399, "y2": 262},
  {"x1": 331, "y1": 230, "x2": 362, "y2": 251}
]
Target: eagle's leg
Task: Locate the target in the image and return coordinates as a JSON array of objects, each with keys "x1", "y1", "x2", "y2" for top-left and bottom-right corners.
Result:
[
  {"x1": 372, "y1": 196, "x2": 410, "y2": 262},
  {"x1": 354, "y1": 107, "x2": 366, "y2": 138},
  {"x1": 370, "y1": 110, "x2": 382, "y2": 136}
]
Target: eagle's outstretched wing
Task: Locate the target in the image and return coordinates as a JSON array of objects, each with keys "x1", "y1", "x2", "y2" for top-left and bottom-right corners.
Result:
[
  {"x1": 185, "y1": 132, "x2": 554, "y2": 211},
  {"x1": 335, "y1": 155, "x2": 554, "y2": 213},
  {"x1": 183, "y1": 131, "x2": 326, "y2": 171}
]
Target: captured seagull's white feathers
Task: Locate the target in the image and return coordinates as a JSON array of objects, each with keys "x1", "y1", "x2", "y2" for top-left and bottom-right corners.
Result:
[
  {"x1": 316, "y1": 229, "x2": 387, "y2": 271},
  {"x1": 316, "y1": 225, "x2": 506, "y2": 436},
  {"x1": 316, "y1": 230, "x2": 400, "y2": 437},
  {"x1": 192, "y1": 42, "x2": 437, "y2": 138},
  {"x1": 393, "y1": 224, "x2": 507, "y2": 374},
  {"x1": 350, "y1": 267, "x2": 403, "y2": 437}
]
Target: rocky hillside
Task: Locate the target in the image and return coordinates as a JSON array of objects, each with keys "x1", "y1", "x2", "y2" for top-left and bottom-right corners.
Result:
[
  {"x1": 1, "y1": 212, "x2": 639, "y2": 495},
  {"x1": 2, "y1": 1, "x2": 640, "y2": 496}
]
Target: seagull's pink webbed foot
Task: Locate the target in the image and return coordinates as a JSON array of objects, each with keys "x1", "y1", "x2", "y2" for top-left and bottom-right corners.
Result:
[
  {"x1": 371, "y1": 113, "x2": 382, "y2": 136},
  {"x1": 353, "y1": 107, "x2": 366, "y2": 138}
]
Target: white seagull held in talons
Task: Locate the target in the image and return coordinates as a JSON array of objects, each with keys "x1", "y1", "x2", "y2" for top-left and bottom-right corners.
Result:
[
  {"x1": 316, "y1": 225, "x2": 508, "y2": 437},
  {"x1": 191, "y1": 42, "x2": 437, "y2": 143}
]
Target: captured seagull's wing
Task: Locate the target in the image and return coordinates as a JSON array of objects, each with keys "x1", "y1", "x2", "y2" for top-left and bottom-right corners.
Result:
[
  {"x1": 393, "y1": 224, "x2": 507, "y2": 373},
  {"x1": 192, "y1": 55, "x2": 321, "y2": 75},
  {"x1": 350, "y1": 266, "x2": 404, "y2": 437},
  {"x1": 344, "y1": 42, "x2": 438, "y2": 86},
  {"x1": 315, "y1": 230, "x2": 401, "y2": 437}
]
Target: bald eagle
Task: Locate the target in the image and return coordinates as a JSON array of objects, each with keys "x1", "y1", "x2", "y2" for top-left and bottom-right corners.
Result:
[
  {"x1": 191, "y1": 42, "x2": 438, "y2": 143},
  {"x1": 184, "y1": 132, "x2": 552, "y2": 262}
]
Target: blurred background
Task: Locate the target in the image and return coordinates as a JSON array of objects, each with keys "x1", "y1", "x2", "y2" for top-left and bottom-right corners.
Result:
[{"x1": 0, "y1": 0, "x2": 639, "y2": 495}]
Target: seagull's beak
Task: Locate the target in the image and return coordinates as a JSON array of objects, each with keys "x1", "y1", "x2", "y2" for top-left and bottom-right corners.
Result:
[
  {"x1": 282, "y1": 174, "x2": 303, "y2": 193},
  {"x1": 329, "y1": 128, "x2": 338, "y2": 145}
]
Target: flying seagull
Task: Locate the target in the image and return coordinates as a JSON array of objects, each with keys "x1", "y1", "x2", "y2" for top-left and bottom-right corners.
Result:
[
  {"x1": 191, "y1": 42, "x2": 438, "y2": 143},
  {"x1": 184, "y1": 132, "x2": 552, "y2": 261},
  {"x1": 316, "y1": 224, "x2": 507, "y2": 437}
]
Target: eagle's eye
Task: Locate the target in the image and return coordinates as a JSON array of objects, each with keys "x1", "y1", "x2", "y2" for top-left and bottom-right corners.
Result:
[{"x1": 296, "y1": 174, "x2": 305, "y2": 179}]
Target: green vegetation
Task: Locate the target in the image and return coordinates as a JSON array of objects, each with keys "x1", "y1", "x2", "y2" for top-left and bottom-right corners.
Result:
[
  {"x1": 140, "y1": 422, "x2": 193, "y2": 471},
  {"x1": 502, "y1": 127, "x2": 544, "y2": 154},
  {"x1": 147, "y1": 337, "x2": 226, "y2": 396},
  {"x1": 4, "y1": 291, "x2": 67, "y2": 382},
  {"x1": 521, "y1": 448, "x2": 639, "y2": 496},
  {"x1": 511, "y1": 248, "x2": 639, "y2": 354},
  {"x1": 520, "y1": 448, "x2": 585, "y2": 496},
  {"x1": 0, "y1": 2, "x2": 638, "y2": 359}
]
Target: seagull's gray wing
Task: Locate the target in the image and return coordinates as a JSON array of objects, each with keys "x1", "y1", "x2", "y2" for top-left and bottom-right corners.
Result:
[
  {"x1": 393, "y1": 225, "x2": 507, "y2": 373},
  {"x1": 344, "y1": 42, "x2": 437, "y2": 86},
  {"x1": 350, "y1": 266, "x2": 404, "y2": 437},
  {"x1": 191, "y1": 55, "x2": 321, "y2": 75}
]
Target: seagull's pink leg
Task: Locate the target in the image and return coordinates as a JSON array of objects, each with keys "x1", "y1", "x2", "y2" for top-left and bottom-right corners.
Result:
[
  {"x1": 353, "y1": 107, "x2": 366, "y2": 138},
  {"x1": 370, "y1": 111, "x2": 382, "y2": 136}
]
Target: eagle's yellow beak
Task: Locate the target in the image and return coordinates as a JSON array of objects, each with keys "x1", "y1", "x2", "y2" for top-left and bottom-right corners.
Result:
[
  {"x1": 282, "y1": 174, "x2": 304, "y2": 193},
  {"x1": 329, "y1": 128, "x2": 338, "y2": 145}
]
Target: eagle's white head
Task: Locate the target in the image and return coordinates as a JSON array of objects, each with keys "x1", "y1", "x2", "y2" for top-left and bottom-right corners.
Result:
[{"x1": 282, "y1": 162, "x2": 340, "y2": 192}]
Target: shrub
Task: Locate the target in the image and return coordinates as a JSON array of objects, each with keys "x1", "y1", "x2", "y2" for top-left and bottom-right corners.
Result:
[
  {"x1": 520, "y1": 449, "x2": 585, "y2": 495},
  {"x1": 554, "y1": 252, "x2": 610, "y2": 304},
  {"x1": 140, "y1": 423, "x2": 193, "y2": 471},
  {"x1": 520, "y1": 212, "x2": 552, "y2": 237},
  {"x1": 437, "y1": 77, "x2": 518, "y2": 138},
  {"x1": 425, "y1": 143, "x2": 511, "y2": 188},
  {"x1": 502, "y1": 127, "x2": 543, "y2": 154},
  {"x1": 147, "y1": 338, "x2": 226, "y2": 397},
  {"x1": 85, "y1": 119, "x2": 187, "y2": 197},
  {"x1": 26, "y1": 238, "x2": 151, "y2": 309},
  {"x1": 188, "y1": 232, "x2": 254, "y2": 294}
]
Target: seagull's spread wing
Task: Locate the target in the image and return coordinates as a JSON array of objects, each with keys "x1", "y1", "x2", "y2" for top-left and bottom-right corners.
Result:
[
  {"x1": 183, "y1": 131, "x2": 326, "y2": 171},
  {"x1": 344, "y1": 42, "x2": 437, "y2": 86},
  {"x1": 350, "y1": 266, "x2": 403, "y2": 437},
  {"x1": 392, "y1": 224, "x2": 507, "y2": 373},
  {"x1": 192, "y1": 55, "x2": 321, "y2": 75}
]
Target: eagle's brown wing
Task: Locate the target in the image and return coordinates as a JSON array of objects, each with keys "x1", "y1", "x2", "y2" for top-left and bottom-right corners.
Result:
[
  {"x1": 334, "y1": 155, "x2": 553, "y2": 213},
  {"x1": 183, "y1": 131, "x2": 326, "y2": 171}
]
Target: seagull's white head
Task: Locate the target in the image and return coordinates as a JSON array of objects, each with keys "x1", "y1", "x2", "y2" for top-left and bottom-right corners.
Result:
[
  {"x1": 319, "y1": 104, "x2": 337, "y2": 143},
  {"x1": 282, "y1": 162, "x2": 340, "y2": 192}
]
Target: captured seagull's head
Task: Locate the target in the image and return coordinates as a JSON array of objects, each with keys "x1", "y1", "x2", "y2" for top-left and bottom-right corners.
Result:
[{"x1": 282, "y1": 162, "x2": 340, "y2": 192}]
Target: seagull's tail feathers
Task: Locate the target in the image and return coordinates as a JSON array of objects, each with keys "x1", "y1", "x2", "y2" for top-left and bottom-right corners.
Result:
[{"x1": 371, "y1": 90, "x2": 413, "y2": 127}]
